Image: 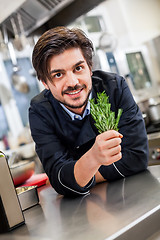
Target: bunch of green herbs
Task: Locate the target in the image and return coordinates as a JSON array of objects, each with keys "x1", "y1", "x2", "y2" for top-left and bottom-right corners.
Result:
[{"x1": 90, "y1": 91, "x2": 123, "y2": 133}]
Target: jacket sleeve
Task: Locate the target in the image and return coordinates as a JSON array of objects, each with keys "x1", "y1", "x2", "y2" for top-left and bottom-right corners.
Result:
[
  {"x1": 99, "y1": 75, "x2": 149, "y2": 181},
  {"x1": 29, "y1": 103, "x2": 95, "y2": 196}
]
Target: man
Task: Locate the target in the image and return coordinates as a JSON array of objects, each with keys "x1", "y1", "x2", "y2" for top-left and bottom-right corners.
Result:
[{"x1": 29, "y1": 26, "x2": 148, "y2": 196}]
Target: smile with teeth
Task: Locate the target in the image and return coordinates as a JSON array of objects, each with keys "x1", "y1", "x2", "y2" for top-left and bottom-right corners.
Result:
[
  {"x1": 63, "y1": 84, "x2": 85, "y2": 96},
  {"x1": 64, "y1": 88, "x2": 83, "y2": 96},
  {"x1": 68, "y1": 89, "x2": 81, "y2": 95}
]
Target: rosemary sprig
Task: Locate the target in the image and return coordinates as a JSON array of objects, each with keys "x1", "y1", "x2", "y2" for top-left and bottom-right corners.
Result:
[{"x1": 90, "y1": 91, "x2": 123, "y2": 133}]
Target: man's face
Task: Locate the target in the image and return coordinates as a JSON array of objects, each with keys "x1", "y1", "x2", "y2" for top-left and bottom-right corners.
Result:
[{"x1": 42, "y1": 48, "x2": 92, "y2": 115}]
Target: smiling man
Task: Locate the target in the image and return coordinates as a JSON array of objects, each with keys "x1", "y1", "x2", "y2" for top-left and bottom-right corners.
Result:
[
  {"x1": 29, "y1": 26, "x2": 148, "y2": 196},
  {"x1": 43, "y1": 48, "x2": 92, "y2": 115}
]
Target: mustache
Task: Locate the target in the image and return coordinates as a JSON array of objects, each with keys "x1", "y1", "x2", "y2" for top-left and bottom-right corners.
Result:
[{"x1": 62, "y1": 84, "x2": 86, "y2": 95}]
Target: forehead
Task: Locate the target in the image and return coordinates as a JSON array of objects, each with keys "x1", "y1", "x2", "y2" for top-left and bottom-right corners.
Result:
[{"x1": 48, "y1": 48, "x2": 87, "y2": 70}]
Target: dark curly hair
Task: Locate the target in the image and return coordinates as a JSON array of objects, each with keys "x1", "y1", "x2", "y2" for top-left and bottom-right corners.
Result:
[{"x1": 32, "y1": 26, "x2": 94, "y2": 83}]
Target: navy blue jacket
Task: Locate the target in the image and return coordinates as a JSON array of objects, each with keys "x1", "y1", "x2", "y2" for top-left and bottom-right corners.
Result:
[{"x1": 29, "y1": 70, "x2": 149, "y2": 196}]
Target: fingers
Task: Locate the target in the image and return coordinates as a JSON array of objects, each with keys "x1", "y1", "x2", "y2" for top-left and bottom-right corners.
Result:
[
  {"x1": 94, "y1": 130, "x2": 123, "y2": 166},
  {"x1": 107, "y1": 151, "x2": 122, "y2": 165},
  {"x1": 97, "y1": 130, "x2": 123, "y2": 141},
  {"x1": 96, "y1": 131, "x2": 122, "y2": 151},
  {"x1": 108, "y1": 144, "x2": 121, "y2": 156},
  {"x1": 101, "y1": 144, "x2": 122, "y2": 165},
  {"x1": 104, "y1": 137, "x2": 122, "y2": 149}
]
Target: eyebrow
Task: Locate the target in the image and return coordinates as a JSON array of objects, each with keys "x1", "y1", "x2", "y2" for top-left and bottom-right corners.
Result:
[
  {"x1": 49, "y1": 60, "x2": 85, "y2": 75},
  {"x1": 74, "y1": 60, "x2": 85, "y2": 68},
  {"x1": 50, "y1": 69, "x2": 64, "y2": 75}
]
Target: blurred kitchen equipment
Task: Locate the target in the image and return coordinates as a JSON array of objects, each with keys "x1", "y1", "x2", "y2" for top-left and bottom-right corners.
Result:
[
  {"x1": 151, "y1": 148, "x2": 160, "y2": 160},
  {"x1": 10, "y1": 160, "x2": 35, "y2": 186},
  {"x1": 148, "y1": 97, "x2": 160, "y2": 124},
  {"x1": 0, "y1": 29, "x2": 7, "y2": 54},
  {"x1": 17, "y1": 142, "x2": 36, "y2": 159},
  {"x1": 19, "y1": 173, "x2": 48, "y2": 188},
  {"x1": 99, "y1": 32, "x2": 117, "y2": 52},
  {"x1": 10, "y1": 17, "x2": 23, "y2": 51},
  {"x1": 7, "y1": 151, "x2": 21, "y2": 167},
  {"x1": 142, "y1": 112, "x2": 150, "y2": 127},
  {"x1": 0, "y1": 152, "x2": 24, "y2": 233},
  {"x1": 16, "y1": 186, "x2": 39, "y2": 211},
  {"x1": 2, "y1": 24, "x2": 29, "y2": 93},
  {"x1": 0, "y1": 29, "x2": 4, "y2": 48},
  {"x1": 7, "y1": 41, "x2": 30, "y2": 93},
  {"x1": 16, "y1": 13, "x2": 28, "y2": 49}
]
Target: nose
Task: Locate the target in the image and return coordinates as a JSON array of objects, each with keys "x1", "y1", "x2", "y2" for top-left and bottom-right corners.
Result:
[{"x1": 65, "y1": 72, "x2": 79, "y2": 87}]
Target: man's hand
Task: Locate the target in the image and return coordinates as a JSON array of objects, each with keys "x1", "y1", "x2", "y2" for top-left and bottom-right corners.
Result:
[
  {"x1": 74, "y1": 130, "x2": 123, "y2": 187},
  {"x1": 90, "y1": 130, "x2": 123, "y2": 166}
]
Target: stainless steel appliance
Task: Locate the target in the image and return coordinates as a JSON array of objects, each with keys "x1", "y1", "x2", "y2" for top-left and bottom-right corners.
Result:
[{"x1": 0, "y1": 152, "x2": 25, "y2": 233}]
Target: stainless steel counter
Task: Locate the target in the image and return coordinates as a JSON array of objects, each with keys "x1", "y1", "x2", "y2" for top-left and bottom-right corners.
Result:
[{"x1": 1, "y1": 166, "x2": 160, "y2": 240}]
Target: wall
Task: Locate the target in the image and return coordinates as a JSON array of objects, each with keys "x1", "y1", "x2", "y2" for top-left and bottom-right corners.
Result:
[{"x1": 103, "y1": 0, "x2": 160, "y2": 46}]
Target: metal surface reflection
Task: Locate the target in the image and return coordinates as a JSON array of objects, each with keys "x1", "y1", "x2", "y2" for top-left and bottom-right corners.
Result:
[
  {"x1": 7, "y1": 166, "x2": 160, "y2": 240},
  {"x1": 59, "y1": 169, "x2": 160, "y2": 240}
]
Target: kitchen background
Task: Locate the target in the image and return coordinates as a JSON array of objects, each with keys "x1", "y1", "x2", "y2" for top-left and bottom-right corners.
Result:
[{"x1": 0, "y1": 0, "x2": 160, "y2": 166}]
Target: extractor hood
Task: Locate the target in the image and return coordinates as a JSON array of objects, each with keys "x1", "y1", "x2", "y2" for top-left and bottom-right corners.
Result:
[{"x1": 0, "y1": 0, "x2": 106, "y2": 37}]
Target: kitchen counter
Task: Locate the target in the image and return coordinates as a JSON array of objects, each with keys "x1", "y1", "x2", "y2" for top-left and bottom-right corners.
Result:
[{"x1": 1, "y1": 165, "x2": 160, "y2": 240}]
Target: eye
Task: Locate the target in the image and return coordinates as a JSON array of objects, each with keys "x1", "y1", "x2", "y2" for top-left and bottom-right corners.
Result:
[
  {"x1": 54, "y1": 72, "x2": 62, "y2": 78},
  {"x1": 75, "y1": 65, "x2": 83, "y2": 72}
]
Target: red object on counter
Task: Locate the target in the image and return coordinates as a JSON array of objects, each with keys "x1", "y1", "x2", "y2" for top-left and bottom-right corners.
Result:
[{"x1": 19, "y1": 173, "x2": 48, "y2": 187}]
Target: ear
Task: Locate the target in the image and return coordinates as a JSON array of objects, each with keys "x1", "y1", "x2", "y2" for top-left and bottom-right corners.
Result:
[{"x1": 42, "y1": 81, "x2": 49, "y2": 90}]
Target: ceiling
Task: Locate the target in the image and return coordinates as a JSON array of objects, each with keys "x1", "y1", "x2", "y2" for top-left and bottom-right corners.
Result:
[{"x1": 0, "y1": 0, "x2": 106, "y2": 38}]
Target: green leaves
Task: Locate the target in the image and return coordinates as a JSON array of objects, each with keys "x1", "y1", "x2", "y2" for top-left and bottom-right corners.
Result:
[{"x1": 90, "y1": 91, "x2": 123, "y2": 133}]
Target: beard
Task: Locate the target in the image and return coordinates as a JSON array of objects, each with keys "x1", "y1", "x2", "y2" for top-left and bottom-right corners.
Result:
[{"x1": 59, "y1": 84, "x2": 92, "y2": 109}]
